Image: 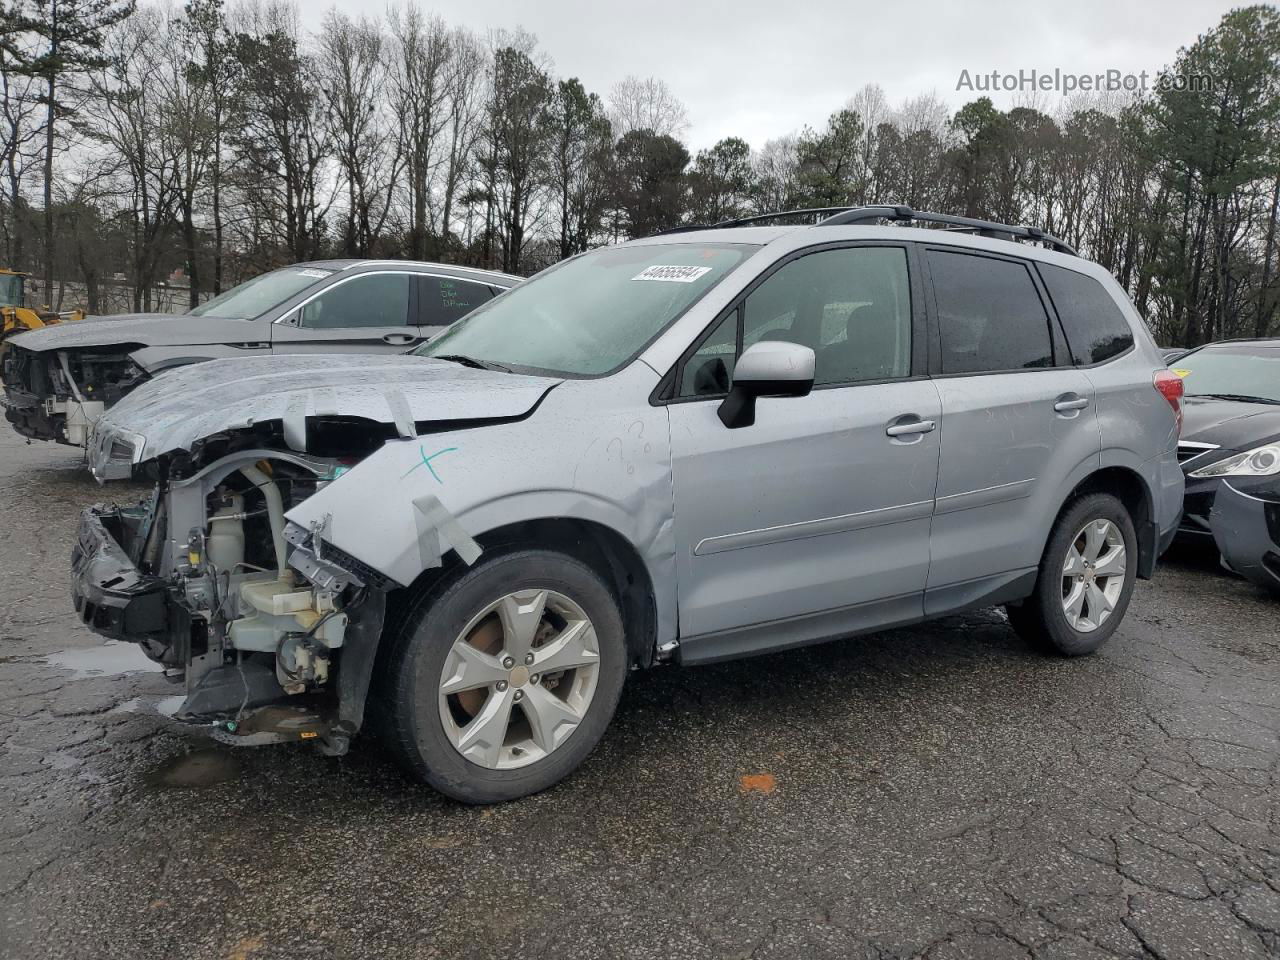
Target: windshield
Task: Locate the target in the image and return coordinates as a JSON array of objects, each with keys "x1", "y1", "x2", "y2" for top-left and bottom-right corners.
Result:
[
  {"x1": 0, "y1": 273, "x2": 23, "y2": 307},
  {"x1": 1175, "y1": 348, "x2": 1280, "y2": 403},
  {"x1": 188, "y1": 266, "x2": 336, "y2": 319},
  {"x1": 415, "y1": 243, "x2": 754, "y2": 376}
]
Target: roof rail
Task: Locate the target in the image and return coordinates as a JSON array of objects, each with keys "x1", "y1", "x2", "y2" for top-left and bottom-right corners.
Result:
[
  {"x1": 711, "y1": 206, "x2": 879, "y2": 228},
  {"x1": 818, "y1": 206, "x2": 1078, "y2": 256},
  {"x1": 663, "y1": 204, "x2": 1079, "y2": 256}
]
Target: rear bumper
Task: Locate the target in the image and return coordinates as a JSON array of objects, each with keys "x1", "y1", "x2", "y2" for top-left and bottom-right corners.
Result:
[{"x1": 71, "y1": 506, "x2": 169, "y2": 641}]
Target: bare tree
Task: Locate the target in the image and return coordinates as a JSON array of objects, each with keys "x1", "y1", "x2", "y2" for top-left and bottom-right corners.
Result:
[
  {"x1": 228, "y1": 4, "x2": 332, "y2": 263},
  {"x1": 317, "y1": 9, "x2": 398, "y2": 256},
  {"x1": 485, "y1": 42, "x2": 551, "y2": 272},
  {"x1": 751, "y1": 135, "x2": 797, "y2": 212},
  {"x1": 387, "y1": 3, "x2": 449, "y2": 259},
  {"x1": 437, "y1": 25, "x2": 484, "y2": 246},
  {"x1": 607, "y1": 74, "x2": 688, "y2": 139},
  {"x1": 23, "y1": 0, "x2": 135, "y2": 303},
  {"x1": 182, "y1": 0, "x2": 236, "y2": 294},
  {"x1": 548, "y1": 76, "x2": 611, "y2": 257},
  {"x1": 155, "y1": 9, "x2": 217, "y2": 309},
  {"x1": 88, "y1": 6, "x2": 180, "y2": 310},
  {"x1": 0, "y1": 9, "x2": 46, "y2": 270}
]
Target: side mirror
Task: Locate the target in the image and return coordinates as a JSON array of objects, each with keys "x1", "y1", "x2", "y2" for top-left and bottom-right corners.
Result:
[{"x1": 717, "y1": 340, "x2": 815, "y2": 429}]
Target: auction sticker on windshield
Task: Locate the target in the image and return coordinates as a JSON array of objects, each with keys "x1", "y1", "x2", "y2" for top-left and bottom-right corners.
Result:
[
  {"x1": 631, "y1": 265, "x2": 713, "y2": 283},
  {"x1": 297, "y1": 269, "x2": 334, "y2": 280}
]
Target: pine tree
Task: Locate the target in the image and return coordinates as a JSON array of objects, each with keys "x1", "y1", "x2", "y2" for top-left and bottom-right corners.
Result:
[{"x1": 22, "y1": 0, "x2": 134, "y2": 305}]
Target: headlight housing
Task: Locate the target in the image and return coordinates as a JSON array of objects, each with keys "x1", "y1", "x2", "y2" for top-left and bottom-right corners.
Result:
[{"x1": 1189, "y1": 443, "x2": 1280, "y2": 478}]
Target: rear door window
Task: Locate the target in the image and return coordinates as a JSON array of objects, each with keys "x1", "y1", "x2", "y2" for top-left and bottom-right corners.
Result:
[
  {"x1": 928, "y1": 250, "x2": 1053, "y2": 374},
  {"x1": 1038, "y1": 264, "x2": 1134, "y2": 365},
  {"x1": 419, "y1": 276, "x2": 495, "y2": 326}
]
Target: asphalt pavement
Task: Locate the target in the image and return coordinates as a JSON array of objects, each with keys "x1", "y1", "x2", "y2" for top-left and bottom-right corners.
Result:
[{"x1": 1, "y1": 426, "x2": 1277, "y2": 960}]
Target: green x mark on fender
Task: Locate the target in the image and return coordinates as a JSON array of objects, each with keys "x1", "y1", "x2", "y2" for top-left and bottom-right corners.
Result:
[{"x1": 401, "y1": 445, "x2": 459, "y2": 484}]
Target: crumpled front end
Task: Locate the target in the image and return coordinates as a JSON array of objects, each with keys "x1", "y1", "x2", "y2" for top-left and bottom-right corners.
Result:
[
  {"x1": 3, "y1": 343, "x2": 147, "y2": 445},
  {"x1": 71, "y1": 448, "x2": 386, "y2": 754}
]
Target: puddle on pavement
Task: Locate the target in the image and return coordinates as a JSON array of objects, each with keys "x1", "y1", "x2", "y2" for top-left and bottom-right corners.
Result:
[
  {"x1": 144, "y1": 749, "x2": 242, "y2": 790},
  {"x1": 43, "y1": 641, "x2": 164, "y2": 680},
  {"x1": 114, "y1": 694, "x2": 186, "y2": 717}
]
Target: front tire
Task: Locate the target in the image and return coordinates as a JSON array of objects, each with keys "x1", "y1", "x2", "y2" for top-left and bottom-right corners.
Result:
[
  {"x1": 380, "y1": 549, "x2": 627, "y2": 804},
  {"x1": 1006, "y1": 493, "x2": 1137, "y2": 657}
]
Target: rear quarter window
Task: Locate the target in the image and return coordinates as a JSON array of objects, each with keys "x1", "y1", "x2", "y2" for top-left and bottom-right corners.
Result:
[{"x1": 1038, "y1": 264, "x2": 1134, "y2": 365}]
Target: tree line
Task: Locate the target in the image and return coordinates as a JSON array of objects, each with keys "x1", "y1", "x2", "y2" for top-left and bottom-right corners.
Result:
[{"x1": 0, "y1": 0, "x2": 1276, "y2": 346}]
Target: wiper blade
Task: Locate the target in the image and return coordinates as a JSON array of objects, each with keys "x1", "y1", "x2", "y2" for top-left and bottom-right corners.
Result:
[
  {"x1": 1192, "y1": 393, "x2": 1280, "y2": 405},
  {"x1": 432, "y1": 354, "x2": 510, "y2": 373}
]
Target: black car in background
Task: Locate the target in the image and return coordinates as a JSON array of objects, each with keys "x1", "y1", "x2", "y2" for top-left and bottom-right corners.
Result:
[{"x1": 1173, "y1": 338, "x2": 1280, "y2": 592}]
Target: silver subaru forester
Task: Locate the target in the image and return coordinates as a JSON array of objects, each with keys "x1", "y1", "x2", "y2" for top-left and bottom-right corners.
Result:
[{"x1": 73, "y1": 206, "x2": 1185, "y2": 803}]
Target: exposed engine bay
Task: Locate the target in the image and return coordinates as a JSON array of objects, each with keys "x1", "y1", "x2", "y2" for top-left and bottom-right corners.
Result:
[
  {"x1": 73, "y1": 448, "x2": 386, "y2": 754},
  {"x1": 68, "y1": 354, "x2": 574, "y2": 752},
  {"x1": 2, "y1": 344, "x2": 149, "y2": 444}
]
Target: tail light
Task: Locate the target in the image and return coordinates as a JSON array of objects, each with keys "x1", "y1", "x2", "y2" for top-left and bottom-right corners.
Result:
[{"x1": 1153, "y1": 369, "x2": 1184, "y2": 435}]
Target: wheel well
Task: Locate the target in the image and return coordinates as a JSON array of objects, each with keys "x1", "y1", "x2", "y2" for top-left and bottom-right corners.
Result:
[
  {"x1": 1061, "y1": 466, "x2": 1157, "y2": 578},
  {"x1": 385, "y1": 517, "x2": 659, "y2": 668}
]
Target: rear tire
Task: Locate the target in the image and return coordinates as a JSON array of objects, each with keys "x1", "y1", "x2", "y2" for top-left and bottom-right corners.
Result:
[
  {"x1": 379, "y1": 549, "x2": 627, "y2": 804},
  {"x1": 1006, "y1": 493, "x2": 1137, "y2": 657}
]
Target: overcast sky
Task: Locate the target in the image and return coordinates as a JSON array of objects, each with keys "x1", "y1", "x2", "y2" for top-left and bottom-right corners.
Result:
[{"x1": 310, "y1": 0, "x2": 1239, "y2": 151}]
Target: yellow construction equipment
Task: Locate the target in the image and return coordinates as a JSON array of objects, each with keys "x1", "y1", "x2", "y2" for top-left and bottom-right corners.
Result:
[{"x1": 0, "y1": 269, "x2": 84, "y2": 342}]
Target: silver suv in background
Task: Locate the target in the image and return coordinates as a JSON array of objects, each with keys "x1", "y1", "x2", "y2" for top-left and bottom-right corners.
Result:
[
  {"x1": 72, "y1": 205, "x2": 1184, "y2": 803},
  {"x1": 2, "y1": 260, "x2": 519, "y2": 445}
]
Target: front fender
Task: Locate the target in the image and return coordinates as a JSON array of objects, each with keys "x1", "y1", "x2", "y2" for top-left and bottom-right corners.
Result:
[{"x1": 285, "y1": 374, "x2": 676, "y2": 642}]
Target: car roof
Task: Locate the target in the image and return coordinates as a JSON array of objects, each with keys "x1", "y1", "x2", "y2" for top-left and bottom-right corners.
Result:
[
  {"x1": 1188, "y1": 339, "x2": 1280, "y2": 353},
  {"x1": 294, "y1": 259, "x2": 522, "y2": 286},
  {"x1": 624, "y1": 222, "x2": 1097, "y2": 277}
]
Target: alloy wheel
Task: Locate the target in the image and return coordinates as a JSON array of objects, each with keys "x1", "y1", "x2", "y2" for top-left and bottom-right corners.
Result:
[
  {"x1": 437, "y1": 589, "x2": 601, "y2": 769},
  {"x1": 1060, "y1": 518, "x2": 1126, "y2": 633}
]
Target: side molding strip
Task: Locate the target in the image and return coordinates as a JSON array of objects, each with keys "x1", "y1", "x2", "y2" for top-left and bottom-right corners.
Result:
[
  {"x1": 694, "y1": 499, "x2": 933, "y2": 557},
  {"x1": 934, "y1": 478, "x2": 1035, "y2": 515}
]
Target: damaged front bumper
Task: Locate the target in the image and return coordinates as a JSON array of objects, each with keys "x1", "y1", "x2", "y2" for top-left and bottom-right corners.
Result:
[
  {"x1": 70, "y1": 456, "x2": 387, "y2": 754},
  {"x1": 1208, "y1": 481, "x2": 1280, "y2": 592},
  {"x1": 72, "y1": 505, "x2": 169, "y2": 645},
  {"x1": 3, "y1": 382, "x2": 105, "y2": 445},
  {"x1": 3, "y1": 345, "x2": 112, "y2": 445},
  {"x1": 1178, "y1": 474, "x2": 1280, "y2": 593}
]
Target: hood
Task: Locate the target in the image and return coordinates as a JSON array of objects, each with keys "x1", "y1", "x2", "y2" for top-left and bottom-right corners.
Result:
[
  {"x1": 1181, "y1": 396, "x2": 1280, "y2": 451},
  {"x1": 91, "y1": 353, "x2": 560, "y2": 469},
  {"x1": 9, "y1": 313, "x2": 263, "y2": 354}
]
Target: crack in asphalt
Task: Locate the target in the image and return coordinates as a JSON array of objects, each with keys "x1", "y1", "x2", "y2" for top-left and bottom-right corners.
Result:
[{"x1": 1, "y1": 431, "x2": 1278, "y2": 960}]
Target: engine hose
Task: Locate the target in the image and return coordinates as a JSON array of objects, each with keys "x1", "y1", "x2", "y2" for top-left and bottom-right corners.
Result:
[{"x1": 239, "y1": 464, "x2": 288, "y2": 578}]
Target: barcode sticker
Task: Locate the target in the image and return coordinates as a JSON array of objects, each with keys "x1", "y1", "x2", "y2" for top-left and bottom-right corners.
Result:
[
  {"x1": 631, "y1": 265, "x2": 713, "y2": 283},
  {"x1": 296, "y1": 269, "x2": 334, "y2": 279}
]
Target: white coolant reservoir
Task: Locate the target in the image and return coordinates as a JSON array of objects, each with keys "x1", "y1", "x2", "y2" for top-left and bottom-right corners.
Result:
[
  {"x1": 207, "y1": 494, "x2": 246, "y2": 571},
  {"x1": 64, "y1": 399, "x2": 106, "y2": 446}
]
